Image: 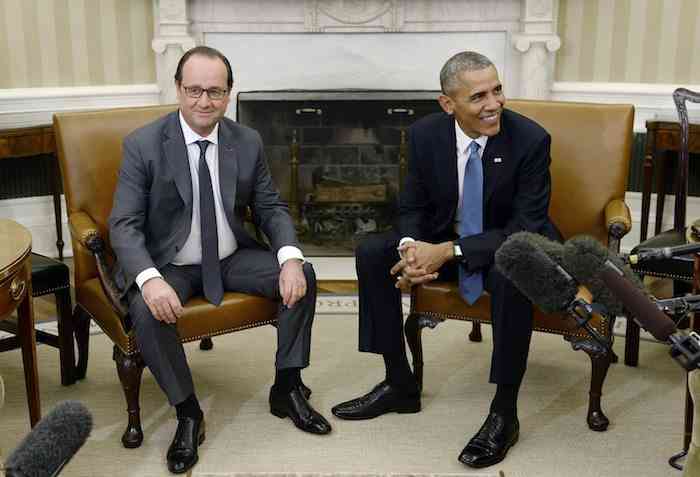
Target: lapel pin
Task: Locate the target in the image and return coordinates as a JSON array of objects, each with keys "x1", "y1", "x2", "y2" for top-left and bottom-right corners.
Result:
[{"x1": 494, "y1": 157, "x2": 503, "y2": 163}]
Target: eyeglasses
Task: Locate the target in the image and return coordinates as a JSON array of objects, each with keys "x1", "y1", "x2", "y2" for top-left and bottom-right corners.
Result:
[{"x1": 181, "y1": 85, "x2": 228, "y2": 100}]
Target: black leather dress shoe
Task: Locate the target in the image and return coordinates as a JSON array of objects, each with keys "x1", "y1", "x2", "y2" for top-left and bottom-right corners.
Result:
[
  {"x1": 458, "y1": 412, "x2": 519, "y2": 468},
  {"x1": 331, "y1": 380, "x2": 421, "y2": 420},
  {"x1": 269, "y1": 385, "x2": 332, "y2": 435},
  {"x1": 167, "y1": 417, "x2": 205, "y2": 474},
  {"x1": 300, "y1": 382, "x2": 311, "y2": 400}
]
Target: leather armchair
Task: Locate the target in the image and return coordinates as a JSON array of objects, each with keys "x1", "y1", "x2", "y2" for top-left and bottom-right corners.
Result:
[
  {"x1": 53, "y1": 105, "x2": 279, "y2": 448},
  {"x1": 405, "y1": 100, "x2": 634, "y2": 432}
]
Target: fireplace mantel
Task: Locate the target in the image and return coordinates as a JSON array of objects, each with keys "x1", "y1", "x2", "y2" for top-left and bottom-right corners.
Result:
[{"x1": 152, "y1": 0, "x2": 561, "y2": 104}]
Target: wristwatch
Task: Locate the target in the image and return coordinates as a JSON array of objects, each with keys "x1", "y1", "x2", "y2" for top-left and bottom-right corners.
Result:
[{"x1": 453, "y1": 241, "x2": 463, "y2": 258}]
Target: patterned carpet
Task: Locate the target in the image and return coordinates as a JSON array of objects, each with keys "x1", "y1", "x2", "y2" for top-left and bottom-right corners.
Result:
[{"x1": 0, "y1": 313, "x2": 687, "y2": 477}]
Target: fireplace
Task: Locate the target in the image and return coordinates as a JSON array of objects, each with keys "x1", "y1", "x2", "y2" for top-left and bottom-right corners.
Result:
[{"x1": 237, "y1": 90, "x2": 442, "y2": 256}]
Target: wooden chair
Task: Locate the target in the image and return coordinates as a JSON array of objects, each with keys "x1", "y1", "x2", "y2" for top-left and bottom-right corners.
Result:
[
  {"x1": 404, "y1": 100, "x2": 634, "y2": 432},
  {"x1": 628, "y1": 88, "x2": 700, "y2": 366},
  {"x1": 53, "y1": 105, "x2": 279, "y2": 448}
]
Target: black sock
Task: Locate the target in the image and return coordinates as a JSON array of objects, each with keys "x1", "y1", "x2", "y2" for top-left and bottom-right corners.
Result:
[
  {"x1": 175, "y1": 394, "x2": 203, "y2": 421},
  {"x1": 274, "y1": 367, "x2": 301, "y2": 394},
  {"x1": 383, "y1": 353, "x2": 418, "y2": 394},
  {"x1": 490, "y1": 383, "x2": 519, "y2": 419}
]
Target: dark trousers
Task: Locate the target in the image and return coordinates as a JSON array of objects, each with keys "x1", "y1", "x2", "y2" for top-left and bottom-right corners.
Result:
[
  {"x1": 356, "y1": 231, "x2": 534, "y2": 385},
  {"x1": 128, "y1": 248, "x2": 317, "y2": 405}
]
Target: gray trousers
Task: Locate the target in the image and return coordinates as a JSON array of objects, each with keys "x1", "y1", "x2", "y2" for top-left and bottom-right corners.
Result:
[{"x1": 128, "y1": 248, "x2": 317, "y2": 406}]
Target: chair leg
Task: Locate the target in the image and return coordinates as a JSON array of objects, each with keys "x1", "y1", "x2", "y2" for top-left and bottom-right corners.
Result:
[
  {"x1": 114, "y1": 346, "x2": 145, "y2": 449},
  {"x1": 624, "y1": 318, "x2": 640, "y2": 367},
  {"x1": 468, "y1": 322, "x2": 482, "y2": 342},
  {"x1": 200, "y1": 337, "x2": 213, "y2": 350},
  {"x1": 73, "y1": 306, "x2": 91, "y2": 380},
  {"x1": 54, "y1": 288, "x2": 76, "y2": 386},
  {"x1": 585, "y1": 348, "x2": 611, "y2": 432},
  {"x1": 404, "y1": 313, "x2": 424, "y2": 392}
]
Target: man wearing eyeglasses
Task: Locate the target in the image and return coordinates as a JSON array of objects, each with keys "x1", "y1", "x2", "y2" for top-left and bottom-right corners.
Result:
[{"x1": 109, "y1": 46, "x2": 331, "y2": 475}]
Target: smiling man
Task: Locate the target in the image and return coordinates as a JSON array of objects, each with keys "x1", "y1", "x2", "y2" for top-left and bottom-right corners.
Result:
[
  {"x1": 332, "y1": 51, "x2": 561, "y2": 468},
  {"x1": 109, "y1": 46, "x2": 331, "y2": 474}
]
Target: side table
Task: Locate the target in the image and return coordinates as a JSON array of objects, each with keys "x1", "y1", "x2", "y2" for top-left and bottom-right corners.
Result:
[{"x1": 0, "y1": 219, "x2": 41, "y2": 427}]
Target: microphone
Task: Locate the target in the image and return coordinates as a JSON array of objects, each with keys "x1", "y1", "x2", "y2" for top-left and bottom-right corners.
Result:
[
  {"x1": 495, "y1": 231, "x2": 577, "y2": 314},
  {"x1": 561, "y1": 235, "x2": 700, "y2": 370},
  {"x1": 628, "y1": 242, "x2": 700, "y2": 265},
  {"x1": 563, "y1": 235, "x2": 645, "y2": 316},
  {"x1": 597, "y1": 260, "x2": 679, "y2": 341},
  {"x1": 4, "y1": 400, "x2": 92, "y2": 477},
  {"x1": 495, "y1": 232, "x2": 611, "y2": 352}
]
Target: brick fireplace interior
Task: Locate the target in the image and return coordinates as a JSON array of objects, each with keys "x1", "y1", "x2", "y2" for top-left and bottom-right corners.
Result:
[{"x1": 237, "y1": 90, "x2": 443, "y2": 256}]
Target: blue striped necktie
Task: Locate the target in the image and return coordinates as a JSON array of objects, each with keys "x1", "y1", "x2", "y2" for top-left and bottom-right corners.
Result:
[{"x1": 458, "y1": 141, "x2": 484, "y2": 304}]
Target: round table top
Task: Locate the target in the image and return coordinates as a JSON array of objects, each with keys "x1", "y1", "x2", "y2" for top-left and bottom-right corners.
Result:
[{"x1": 0, "y1": 219, "x2": 31, "y2": 279}]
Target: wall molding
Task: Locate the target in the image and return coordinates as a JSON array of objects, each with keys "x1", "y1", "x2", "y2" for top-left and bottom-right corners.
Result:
[
  {"x1": 551, "y1": 81, "x2": 700, "y2": 132},
  {"x1": 0, "y1": 84, "x2": 161, "y2": 128}
]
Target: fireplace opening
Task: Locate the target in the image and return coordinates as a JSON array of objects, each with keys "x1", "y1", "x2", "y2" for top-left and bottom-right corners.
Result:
[{"x1": 237, "y1": 90, "x2": 442, "y2": 256}]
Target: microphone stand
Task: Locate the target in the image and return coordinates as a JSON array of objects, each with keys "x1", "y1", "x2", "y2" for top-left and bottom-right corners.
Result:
[{"x1": 656, "y1": 294, "x2": 700, "y2": 320}]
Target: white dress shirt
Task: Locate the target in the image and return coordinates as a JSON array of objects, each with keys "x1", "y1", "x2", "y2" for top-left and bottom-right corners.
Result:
[
  {"x1": 135, "y1": 112, "x2": 303, "y2": 290},
  {"x1": 399, "y1": 120, "x2": 488, "y2": 247}
]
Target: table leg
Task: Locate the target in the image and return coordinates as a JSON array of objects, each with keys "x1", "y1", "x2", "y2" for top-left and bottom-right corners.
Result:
[{"x1": 17, "y1": 277, "x2": 41, "y2": 427}]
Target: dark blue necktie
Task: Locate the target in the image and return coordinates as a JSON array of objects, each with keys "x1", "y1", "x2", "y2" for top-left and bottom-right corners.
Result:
[
  {"x1": 458, "y1": 141, "x2": 484, "y2": 305},
  {"x1": 196, "y1": 140, "x2": 224, "y2": 305}
]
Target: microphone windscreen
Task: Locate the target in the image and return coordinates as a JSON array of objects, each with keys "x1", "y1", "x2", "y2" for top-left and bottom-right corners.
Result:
[
  {"x1": 495, "y1": 231, "x2": 578, "y2": 314},
  {"x1": 563, "y1": 235, "x2": 644, "y2": 316},
  {"x1": 599, "y1": 263, "x2": 678, "y2": 341},
  {"x1": 6, "y1": 400, "x2": 92, "y2": 477}
]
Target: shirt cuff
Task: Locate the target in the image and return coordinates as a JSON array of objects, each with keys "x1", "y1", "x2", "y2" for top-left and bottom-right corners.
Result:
[
  {"x1": 135, "y1": 267, "x2": 162, "y2": 290},
  {"x1": 277, "y1": 246, "x2": 304, "y2": 266},
  {"x1": 398, "y1": 237, "x2": 415, "y2": 247}
]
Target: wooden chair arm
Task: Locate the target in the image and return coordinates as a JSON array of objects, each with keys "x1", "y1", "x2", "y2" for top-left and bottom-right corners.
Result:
[
  {"x1": 69, "y1": 211, "x2": 101, "y2": 248},
  {"x1": 605, "y1": 199, "x2": 632, "y2": 247},
  {"x1": 69, "y1": 212, "x2": 128, "y2": 319}
]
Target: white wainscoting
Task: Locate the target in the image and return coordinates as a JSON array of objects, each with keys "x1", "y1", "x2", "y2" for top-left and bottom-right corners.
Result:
[
  {"x1": 551, "y1": 81, "x2": 700, "y2": 133},
  {"x1": 0, "y1": 84, "x2": 160, "y2": 129}
]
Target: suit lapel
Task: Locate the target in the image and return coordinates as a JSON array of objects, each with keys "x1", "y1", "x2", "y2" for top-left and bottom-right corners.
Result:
[
  {"x1": 481, "y1": 125, "x2": 509, "y2": 206},
  {"x1": 163, "y1": 112, "x2": 193, "y2": 206},
  {"x1": 217, "y1": 120, "x2": 239, "y2": 226}
]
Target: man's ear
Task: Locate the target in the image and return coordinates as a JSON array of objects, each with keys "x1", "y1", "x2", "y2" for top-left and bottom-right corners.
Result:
[{"x1": 438, "y1": 94, "x2": 454, "y2": 114}]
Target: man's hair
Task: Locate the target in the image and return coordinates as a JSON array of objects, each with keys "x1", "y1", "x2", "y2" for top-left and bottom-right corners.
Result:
[
  {"x1": 439, "y1": 51, "x2": 494, "y2": 95},
  {"x1": 174, "y1": 46, "x2": 234, "y2": 90}
]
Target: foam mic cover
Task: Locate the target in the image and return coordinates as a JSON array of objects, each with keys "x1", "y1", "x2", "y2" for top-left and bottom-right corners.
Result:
[
  {"x1": 598, "y1": 261, "x2": 678, "y2": 341},
  {"x1": 495, "y1": 231, "x2": 578, "y2": 313},
  {"x1": 563, "y1": 235, "x2": 644, "y2": 316},
  {"x1": 5, "y1": 400, "x2": 92, "y2": 477}
]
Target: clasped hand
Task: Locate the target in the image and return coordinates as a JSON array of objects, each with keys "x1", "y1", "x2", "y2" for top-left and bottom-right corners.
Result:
[{"x1": 390, "y1": 241, "x2": 451, "y2": 290}]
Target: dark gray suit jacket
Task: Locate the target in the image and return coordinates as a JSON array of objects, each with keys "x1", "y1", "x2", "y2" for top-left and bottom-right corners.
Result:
[{"x1": 108, "y1": 111, "x2": 298, "y2": 295}]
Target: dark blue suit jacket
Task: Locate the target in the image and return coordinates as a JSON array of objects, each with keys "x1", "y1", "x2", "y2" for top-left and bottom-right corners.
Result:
[{"x1": 399, "y1": 109, "x2": 561, "y2": 274}]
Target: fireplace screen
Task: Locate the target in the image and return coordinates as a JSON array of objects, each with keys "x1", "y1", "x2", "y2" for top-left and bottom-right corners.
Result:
[{"x1": 236, "y1": 91, "x2": 442, "y2": 256}]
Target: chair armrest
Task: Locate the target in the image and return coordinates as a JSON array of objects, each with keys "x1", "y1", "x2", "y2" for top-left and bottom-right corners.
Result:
[
  {"x1": 69, "y1": 211, "x2": 101, "y2": 248},
  {"x1": 69, "y1": 212, "x2": 128, "y2": 319},
  {"x1": 605, "y1": 199, "x2": 632, "y2": 241}
]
